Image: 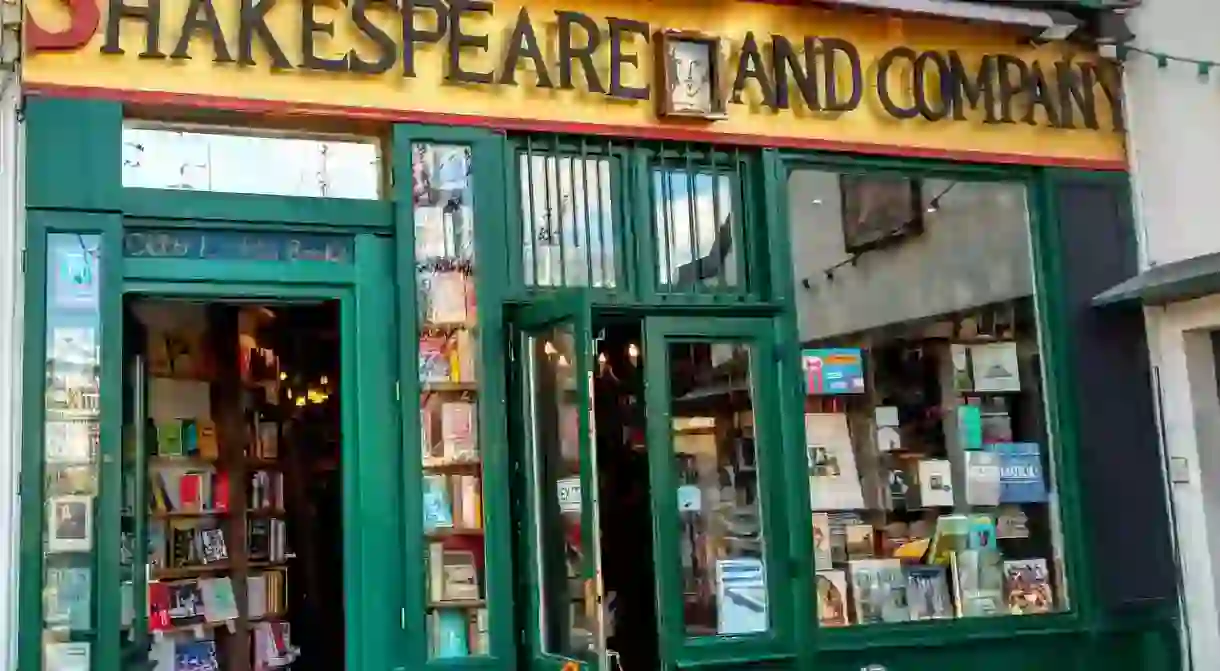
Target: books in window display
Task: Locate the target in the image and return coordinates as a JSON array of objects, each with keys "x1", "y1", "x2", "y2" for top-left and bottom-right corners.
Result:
[
  {"x1": 816, "y1": 570, "x2": 849, "y2": 627},
  {"x1": 421, "y1": 271, "x2": 476, "y2": 325},
  {"x1": 44, "y1": 566, "x2": 91, "y2": 632},
  {"x1": 847, "y1": 559, "x2": 908, "y2": 624},
  {"x1": 247, "y1": 518, "x2": 289, "y2": 563},
  {"x1": 905, "y1": 566, "x2": 952, "y2": 621},
  {"x1": 1003, "y1": 558, "x2": 1054, "y2": 615},
  {"x1": 428, "y1": 544, "x2": 481, "y2": 602},
  {"x1": 993, "y1": 442, "x2": 1048, "y2": 503},
  {"x1": 430, "y1": 607, "x2": 490, "y2": 658},
  {"x1": 423, "y1": 473, "x2": 482, "y2": 531},
  {"x1": 419, "y1": 332, "x2": 477, "y2": 385},
  {"x1": 956, "y1": 548, "x2": 1005, "y2": 617},
  {"x1": 253, "y1": 621, "x2": 300, "y2": 670},
  {"x1": 150, "y1": 467, "x2": 230, "y2": 514}
]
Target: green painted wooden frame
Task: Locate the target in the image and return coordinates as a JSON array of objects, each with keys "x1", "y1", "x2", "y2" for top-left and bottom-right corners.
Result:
[
  {"x1": 643, "y1": 315, "x2": 795, "y2": 669},
  {"x1": 391, "y1": 123, "x2": 518, "y2": 670},
  {"x1": 763, "y1": 149, "x2": 1098, "y2": 654}
]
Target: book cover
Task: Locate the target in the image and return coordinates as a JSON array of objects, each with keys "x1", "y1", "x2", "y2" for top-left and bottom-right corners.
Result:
[
  {"x1": 420, "y1": 335, "x2": 453, "y2": 383},
  {"x1": 44, "y1": 566, "x2": 91, "y2": 631},
  {"x1": 155, "y1": 421, "x2": 183, "y2": 457},
  {"x1": 970, "y1": 342, "x2": 1021, "y2": 393},
  {"x1": 1003, "y1": 558, "x2": 1054, "y2": 615},
  {"x1": 428, "y1": 272, "x2": 471, "y2": 324},
  {"x1": 802, "y1": 348, "x2": 865, "y2": 395},
  {"x1": 968, "y1": 515, "x2": 998, "y2": 551},
  {"x1": 441, "y1": 402, "x2": 477, "y2": 462},
  {"x1": 928, "y1": 515, "x2": 970, "y2": 565},
  {"x1": 45, "y1": 420, "x2": 94, "y2": 464},
  {"x1": 812, "y1": 513, "x2": 832, "y2": 568},
  {"x1": 196, "y1": 420, "x2": 219, "y2": 460},
  {"x1": 199, "y1": 528, "x2": 228, "y2": 564},
  {"x1": 44, "y1": 642, "x2": 90, "y2": 671},
  {"x1": 993, "y1": 442, "x2": 1048, "y2": 503},
  {"x1": 168, "y1": 581, "x2": 205, "y2": 622},
  {"x1": 964, "y1": 451, "x2": 1001, "y2": 506},
  {"x1": 957, "y1": 405, "x2": 983, "y2": 451},
  {"x1": 905, "y1": 565, "x2": 952, "y2": 620},
  {"x1": 200, "y1": 577, "x2": 240, "y2": 622},
  {"x1": 815, "y1": 569, "x2": 849, "y2": 627},
  {"x1": 950, "y1": 344, "x2": 973, "y2": 391},
  {"x1": 423, "y1": 475, "x2": 454, "y2": 530},
  {"x1": 179, "y1": 472, "x2": 204, "y2": 512},
  {"x1": 844, "y1": 524, "x2": 875, "y2": 560},
  {"x1": 442, "y1": 550, "x2": 481, "y2": 601},
  {"x1": 471, "y1": 608, "x2": 490, "y2": 655},
  {"x1": 433, "y1": 610, "x2": 470, "y2": 658},
  {"x1": 174, "y1": 640, "x2": 220, "y2": 671},
  {"x1": 916, "y1": 459, "x2": 954, "y2": 507},
  {"x1": 47, "y1": 495, "x2": 93, "y2": 553},
  {"x1": 957, "y1": 549, "x2": 1005, "y2": 617},
  {"x1": 848, "y1": 559, "x2": 908, "y2": 624},
  {"x1": 148, "y1": 582, "x2": 172, "y2": 631},
  {"x1": 182, "y1": 420, "x2": 199, "y2": 456},
  {"x1": 805, "y1": 413, "x2": 865, "y2": 511}
]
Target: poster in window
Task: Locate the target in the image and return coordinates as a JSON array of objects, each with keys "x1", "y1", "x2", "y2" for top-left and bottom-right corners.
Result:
[
  {"x1": 802, "y1": 348, "x2": 864, "y2": 395},
  {"x1": 839, "y1": 175, "x2": 923, "y2": 254},
  {"x1": 47, "y1": 494, "x2": 93, "y2": 552},
  {"x1": 715, "y1": 557, "x2": 768, "y2": 635},
  {"x1": 51, "y1": 244, "x2": 99, "y2": 310}
]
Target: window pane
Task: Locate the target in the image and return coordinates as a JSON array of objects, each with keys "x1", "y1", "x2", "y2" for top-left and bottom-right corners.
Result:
[
  {"x1": 787, "y1": 171, "x2": 1065, "y2": 627},
  {"x1": 520, "y1": 154, "x2": 616, "y2": 289},
  {"x1": 667, "y1": 342, "x2": 768, "y2": 637},
  {"x1": 653, "y1": 170, "x2": 738, "y2": 290},
  {"x1": 43, "y1": 233, "x2": 102, "y2": 668},
  {"x1": 525, "y1": 327, "x2": 593, "y2": 658},
  {"x1": 415, "y1": 144, "x2": 490, "y2": 658},
  {"x1": 122, "y1": 124, "x2": 381, "y2": 199}
]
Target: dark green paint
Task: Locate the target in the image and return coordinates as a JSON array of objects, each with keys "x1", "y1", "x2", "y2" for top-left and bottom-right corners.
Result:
[{"x1": 17, "y1": 96, "x2": 1178, "y2": 671}]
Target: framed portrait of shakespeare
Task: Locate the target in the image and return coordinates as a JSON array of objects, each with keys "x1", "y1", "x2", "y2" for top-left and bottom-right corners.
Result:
[{"x1": 655, "y1": 31, "x2": 727, "y2": 120}]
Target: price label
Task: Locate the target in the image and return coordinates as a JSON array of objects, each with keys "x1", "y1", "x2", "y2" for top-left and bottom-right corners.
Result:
[{"x1": 557, "y1": 477, "x2": 581, "y2": 513}]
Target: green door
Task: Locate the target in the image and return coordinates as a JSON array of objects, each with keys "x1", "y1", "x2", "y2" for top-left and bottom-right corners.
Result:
[
  {"x1": 642, "y1": 316, "x2": 793, "y2": 669},
  {"x1": 513, "y1": 293, "x2": 609, "y2": 671}
]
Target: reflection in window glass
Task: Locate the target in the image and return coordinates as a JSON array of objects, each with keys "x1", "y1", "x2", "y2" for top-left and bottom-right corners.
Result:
[
  {"x1": 520, "y1": 155, "x2": 616, "y2": 289},
  {"x1": 121, "y1": 124, "x2": 381, "y2": 199},
  {"x1": 525, "y1": 327, "x2": 595, "y2": 658},
  {"x1": 42, "y1": 234, "x2": 102, "y2": 667},
  {"x1": 787, "y1": 172, "x2": 1065, "y2": 627},
  {"x1": 668, "y1": 342, "x2": 767, "y2": 637},
  {"x1": 654, "y1": 171, "x2": 737, "y2": 289}
]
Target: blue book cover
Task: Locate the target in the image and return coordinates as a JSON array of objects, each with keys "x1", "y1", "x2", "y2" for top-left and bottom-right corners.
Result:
[
  {"x1": 992, "y1": 443, "x2": 1047, "y2": 503},
  {"x1": 434, "y1": 610, "x2": 469, "y2": 658},
  {"x1": 174, "y1": 640, "x2": 218, "y2": 671},
  {"x1": 422, "y1": 475, "x2": 454, "y2": 530}
]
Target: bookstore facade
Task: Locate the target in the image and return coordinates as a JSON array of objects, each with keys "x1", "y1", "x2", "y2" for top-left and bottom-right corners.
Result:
[{"x1": 18, "y1": 0, "x2": 1182, "y2": 670}]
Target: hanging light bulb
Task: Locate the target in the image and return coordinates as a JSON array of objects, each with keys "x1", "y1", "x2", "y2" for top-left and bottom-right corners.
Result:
[
  {"x1": 598, "y1": 352, "x2": 607, "y2": 365},
  {"x1": 544, "y1": 341, "x2": 557, "y2": 356},
  {"x1": 320, "y1": 375, "x2": 329, "y2": 386},
  {"x1": 558, "y1": 354, "x2": 570, "y2": 367},
  {"x1": 627, "y1": 343, "x2": 640, "y2": 364},
  {"x1": 295, "y1": 396, "x2": 307, "y2": 407},
  {"x1": 279, "y1": 372, "x2": 288, "y2": 381}
]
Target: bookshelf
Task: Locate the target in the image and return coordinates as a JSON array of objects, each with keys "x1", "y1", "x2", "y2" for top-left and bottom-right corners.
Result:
[
  {"x1": 414, "y1": 141, "x2": 491, "y2": 659},
  {"x1": 124, "y1": 302, "x2": 300, "y2": 670}
]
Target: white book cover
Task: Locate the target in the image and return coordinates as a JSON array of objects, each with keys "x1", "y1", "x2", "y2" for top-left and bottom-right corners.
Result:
[
  {"x1": 441, "y1": 402, "x2": 477, "y2": 462},
  {"x1": 45, "y1": 642, "x2": 90, "y2": 671},
  {"x1": 805, "y1": 413, "x2": 865, "y2": 511},
  {"x1": 45, "y1": 420, "x2": 95, "y2": 463},
  {"x1": 247, "y1": 575, "x2": 268, "y2": 619},
  {"x1": 200, "y1": 577, "x2": 240, "y2": 622},
  {"x1": 964, "y1": 451, "x2": 1001, "y2": 506},
  {"x1": 918, "y1": 459, "x2": 955, "y2": 507},
  {"x1": 48, "y1": 495, "x2": 93, "y2": 553},
  {"x1": 970, "y1": 342, "x2": 1021, "y2": 393}
]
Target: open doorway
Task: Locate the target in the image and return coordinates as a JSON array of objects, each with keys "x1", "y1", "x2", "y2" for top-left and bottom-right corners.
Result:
[
  {"x1": 592, "y1": 317, "x2": 657, "y2": 671},
  {"x1": 124, "y1": 298, "x2": 344, "y2": 670}
]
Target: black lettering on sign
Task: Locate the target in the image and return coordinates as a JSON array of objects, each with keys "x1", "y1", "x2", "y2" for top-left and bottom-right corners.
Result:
[
  {"x1": 556, "y1": 10, "x2": 605, "y2": 94},
  {"x1": 947, "y1": 52, "x2": 997, "y2": 123},
  {"x1": 403, "y1": 0, "x2": 448, "y2": 77},
  {"x1": 350, "y1": 0, "x2": 397, "y2": 75},
  {"x1": 237, "y1": 0, "x2": 291, "y2": 68},
  {"x1": 820, "y1": 38, "x2": 861, "y2": 112},
  {"x1": 730, "y1": 31, "x2": 775, "y2": 108},
  {"x1": 771, "y1": 35, "x2": 819, "y2": 111},
  {"x1": 1055, "y1": 60, "x2": 1095, "y2": 130},
  {"x1": 913, "y1": 50, "x2": 950, "y2": 121},
  {"x1": 1023, "y1": 61, "x2": 1061, "y2": 127},
  {"x1": 499, "y1": 8, "x2": 552, "y2": 87},
  {"x1": 995, "y1": 54, "x2": 1027, "y2": 124},
  {"x1": 607, "y1": 17, "x2": 649, "y2": 100},
  {"x1": 171, "y1": 0, "x2": 233, "y2": 62},
  {"x1": 300, "y1": 0, "x2": 349, "y2": 71},
  {"x1": 102, "y1": 0, "x2": 166, "y2": 58},
  {"x1": 876, "y1": 47, "x2": 918, "y2": 119},
  {"x1": 447, "y1": 0, "x2": 494, "y2": 84}
]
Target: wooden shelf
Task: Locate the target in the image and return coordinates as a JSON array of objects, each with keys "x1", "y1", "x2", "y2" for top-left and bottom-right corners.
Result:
[
  {"x1": 150, "y1": 455, "x2": 220, "y2": 466},
  {"x1": 421, "y1": 381, "x2": 478, "y2": 393},
  {"x1": 155, "y1": 619, "x2": 234, "y2": 635},
  {"x1": 154, "y1": 563, "x2": 234, "y2": 580},
  {"x1": 422, "y1": 459, "x2": 482, "y2": 473},
  {"x1": 428, "y1": 599, "x2": 486, "y2": 609},
  {"x1": 246, "y1": 508, "x2": 286, "y2": 517},
  {"x1": 426, "y1": 527, "x2": 485, "y2": 539},
  {"x1": 152, "y1": 510, "x2": 229, "y2": 519}
]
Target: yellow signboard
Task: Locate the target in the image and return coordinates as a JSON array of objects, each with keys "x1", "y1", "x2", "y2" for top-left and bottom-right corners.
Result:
[{"x1": 24, "y1": 0, "x2": 1126, "y2": 167}]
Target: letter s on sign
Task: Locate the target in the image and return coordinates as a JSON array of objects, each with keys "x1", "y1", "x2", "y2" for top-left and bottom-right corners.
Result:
[{"x1": 26, "y1": 0, "x2": 100, "y2": 52}]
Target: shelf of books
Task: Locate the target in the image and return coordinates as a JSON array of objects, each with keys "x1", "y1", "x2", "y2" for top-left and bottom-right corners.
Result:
[
  {"x1": 41, "y1": 234, "x2": 104, "y2": 671},
  {"x1": 806, "y1": 302, "x2": 1062, "y2": 628},
  {"x1": 414, "y1": 142, "x2": 491, "y2": 659},
  {"x1": 121, "y1": 303, "x2": 299, "y2": 670}
]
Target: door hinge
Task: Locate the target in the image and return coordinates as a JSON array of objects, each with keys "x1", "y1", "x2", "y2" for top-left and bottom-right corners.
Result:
[
  {"x1": 395, "y1": 381, "x2": 400, "y2": 401},
  {"x1": 20, "y1": 248, "x2": 25, "y2": 273},
  {"x1": 400, "y1": 607, "x2": 406, "y2": 630}
]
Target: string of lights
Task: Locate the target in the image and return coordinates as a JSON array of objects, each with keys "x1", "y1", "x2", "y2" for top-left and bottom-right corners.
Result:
[{"x1": 1116, "y1": 44, "x2": 1220, "y2": 80}]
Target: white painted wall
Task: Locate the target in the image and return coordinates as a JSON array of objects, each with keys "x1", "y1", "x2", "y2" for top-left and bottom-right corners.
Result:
[
  {"x1": 0, "y1": 68, "x2": 23, "y2": 671},
  {"x1": 1124, "y1": 0, "x2": 1220, "y2": 667}
]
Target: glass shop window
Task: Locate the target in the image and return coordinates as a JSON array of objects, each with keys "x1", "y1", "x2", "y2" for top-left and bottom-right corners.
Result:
[
  {"x1": 121, "y1": 122, "x2": 383, "y2": 199},
  {"x1": 786, "y1": 171, "x2": 1067, "y2": 628}
]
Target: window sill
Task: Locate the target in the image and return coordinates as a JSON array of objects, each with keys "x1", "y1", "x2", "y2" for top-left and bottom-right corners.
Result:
[{"x1": 817, "y1": 611, "x2": 1084, "y2": 651}]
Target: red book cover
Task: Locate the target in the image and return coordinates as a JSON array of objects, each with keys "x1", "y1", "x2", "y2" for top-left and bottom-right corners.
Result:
[
  {"x1": 179, "y1": 473, "x2": 203, "y2": 512},
  {"x1": 148, "y1": 583, "x2": 172, "y2": 631},
  {"x1": 213, "y1": 472, "x2": 230, "y2": 512}
]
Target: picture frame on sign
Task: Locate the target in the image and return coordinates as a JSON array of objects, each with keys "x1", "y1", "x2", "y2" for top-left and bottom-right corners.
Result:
[
  {"x1": 839, "y1": 174, "x2": 924, "y2": 254},
  {"x1": 655, "y1": 31, "x2": 727, "y2": 120}
]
